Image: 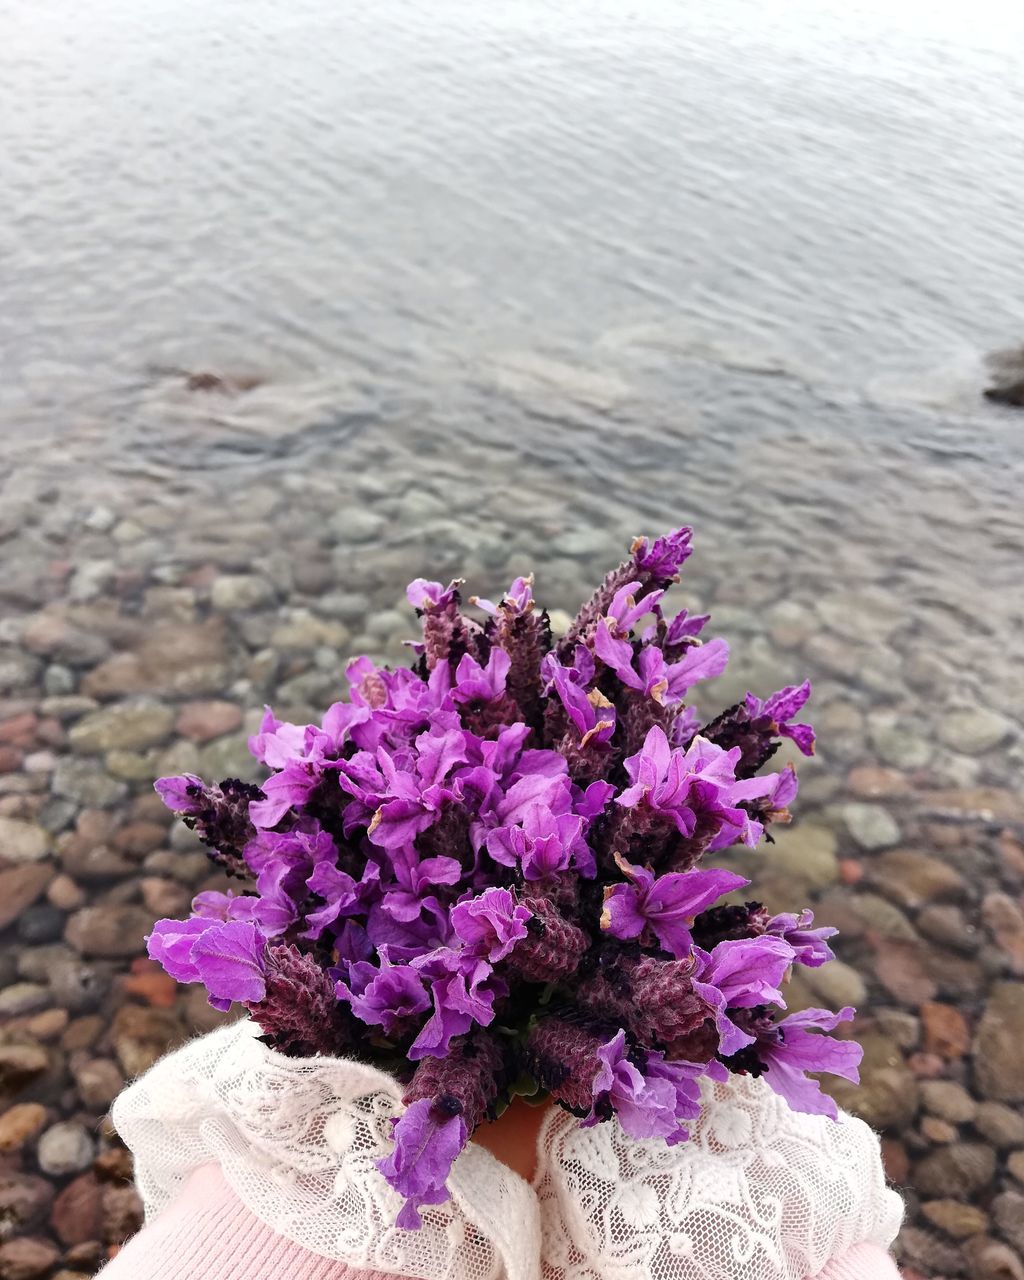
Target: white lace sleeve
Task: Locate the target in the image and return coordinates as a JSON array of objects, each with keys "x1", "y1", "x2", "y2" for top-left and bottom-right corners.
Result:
[
  {"x1": 112, "y1": 1020, "x2": 901, "y2": 1280},
  {"x1": 110, "y1": 1019, "x2": 542, "y2": 1280},
  {"x1": 534, "y1": 1073, "x2": 904, "y2": 1280}
]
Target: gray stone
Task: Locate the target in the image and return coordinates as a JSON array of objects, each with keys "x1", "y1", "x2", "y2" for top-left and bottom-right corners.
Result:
[
  {"x1": 71, "y1": 1057, "x2": 124, "y2": 1109},
  {"x1": 0, "y1": 983, "x2": 51, "y2": 1016},
  {"x1": 761, "y1": 823, "x2": 839, "y2": 893},
  {"x1": 975, "y1": 983, "x2": 1024, "y2": 1101},
  {"x1": 870, "y1": 849, "x2": 965, "y2": 909},
  {"x1": 801, "y1": 959, "x2": 867, "y2": 1008},
  {"x1": 921, "y1": 1080, "x2": 978, "y2": 1124},
  {"x1": 918, "y1": 903, "x2": 981, "y2": 952},
  {"x1": 0, "y1": 650, "x2": 42, "y2": 693},
  {"x1": 51, "y1": 758, "x2": 128, "y2": 807},
  {"x1": 68, "y1": 559, "x2": 116, "y2": 602},
  {"x1": 328, "y1": 509, "x2": 385, "y2": 544},
  {"x1": 43, "y1": 665, "x2": 75, "y2": 695},
  {"x1": 0, "y1": 816, "x2": 52, "y2": 863},
  {"x1": 869, "y1": 720, "x2": 933, "y2": 770},
  {"x1": 842, "y1": 802, "x2": 901, "y2": 851},
  {"x1": 69, "y1": 699, "x2": 175, "y2": 754},
  {"x1": 994, "y1": 1191, "x2": 1024, "y2": 1255},
  {"x1": 210, "y1": 574, "x2": 275, "y2": 611},
  {"x1": 37, "y1": 1122, "x2": 96, "y2": 1176},
  {"x1": 976, "y1": 1102, "x2": 1024, "y2": 1148},
  {"x1": 914, "y1": 1142, "x2": 997, "y2": 1198},
  {"x1": 65, "y1": 904, "x2": 152, "y2": 958},
  {"x1": 940, "y1": 707, "x2": 1014, "y2": 755}
]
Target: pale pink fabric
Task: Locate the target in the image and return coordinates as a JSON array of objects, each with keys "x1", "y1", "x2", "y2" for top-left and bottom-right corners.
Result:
[
  {"x1": 96, "y1": 1161, "x2": 902, "y2": 1280},
  {"x1": 95, "y1": 1164, "x2": 405, "y2": 1280},
  {"x1": 809, "y1": 1241, "x2": 904, "y2": 1280}
]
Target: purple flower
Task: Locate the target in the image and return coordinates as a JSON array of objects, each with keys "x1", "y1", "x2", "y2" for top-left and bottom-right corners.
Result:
[
  {"x1": 631, "y1": 526, "x2": 694, "y2": 580},
  {"x1": 745, "y1": 681, "x2": 815, "y2": 757},
  {"x1": 147, "y1": 917, "x2": 268, "y2": 1011},
  {"x1": 643, "y1": 1050, "x2": 721, "y2": 1144},
  {"x1": 602, "y1": 856, "x2": 749, "y2": 957},
  {"x1": 341, "y1": 959, "x2": 431, "y2": 1034},
  {"x1": 766, "y1": 909, "x2": 837, "y2": 968},
  {"x1": 249, "y1": 726, "x2": 335, "y2": 829},
  {"x1": 694, "y1": 935, "x2": 795, "y2": 1056},
  {"x1": 757, "y1": 1006, "x2": 862, "y2": 1119},
  {"x1": 450, "y1": 888, "x2": 531, "y2": 963},
  {"x1": 581, "y1": 1030, "x2": 684, "y2": 1142},
  {"x1": 548, "y1": 659, "x2": 616, "y2": 747},
  {"x1": 407, "y1": 579, "x2": 462, "y2": 611},
  {"x1": 451, "y1": 649, "x2": 511, "y2": 704},
  {"x1": 154, "y1": 773, "x2": 206, "y2": 815},
  {"x1": 378, "y1": 1098, "x2": 469, "y2": 1230},
  {"x1": 191, "y1": 890, "x2": 260, "y2": 922}
]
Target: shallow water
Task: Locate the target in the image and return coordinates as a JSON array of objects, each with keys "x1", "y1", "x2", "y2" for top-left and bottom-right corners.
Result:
[{"x1": 1, "y1": 0, "x2": 1024, "y2": 1272}]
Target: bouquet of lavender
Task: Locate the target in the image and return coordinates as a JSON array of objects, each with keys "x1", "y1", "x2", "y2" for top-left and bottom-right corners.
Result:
[{"x1": 148, "y1": 527, "x2": 861, "y2": 1229}]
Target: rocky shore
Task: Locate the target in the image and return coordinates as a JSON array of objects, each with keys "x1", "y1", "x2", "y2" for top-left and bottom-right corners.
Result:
[{"x1": 0, "y1": 457, "x2": 1022, "y2": 1279}]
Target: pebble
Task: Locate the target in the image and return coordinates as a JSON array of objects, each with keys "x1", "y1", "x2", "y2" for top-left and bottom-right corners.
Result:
[
  {"x1": 939, "y1": 707, "x2": 1014, "y2": 755},
  {"x1": 982, "y1": 893, "x2": 1024, "y2": 976},
  {"x1": 0, "y1": 1103, "x2": 48, "y2": 1152},
  {"x1": 920, "y1": 1001, "x2": 971, "y2": 1059},
  {"x1": 994, "y1": 1191, "x2": 1024, "y2": 1255},
  {"x1": 873, "y1": 939, "x2": 938, "y2": 1004},
  {"x1": 314, "y1": 590, "x2": 370, "y2": 623},
  {"x1": 175, "y1": 699, "x2": 243, "y2": 743},
  {"x1": 210, "y1": 573, "x2": 275, "y2": 611},
  {"x1": 51, "y1": 757, "x2": 127, "y2": 807},
  {"x1": 65, "y1": 904, "x2": 152, "y2": 958},
  {"x1": 831, "y1": 1030, "x2": 919, "y2": 1130},
  {"x1": 0, "y1": 1236, "x2": 61, "y2": 1280},
  {"x1": 111, "y1": 1003, "x2": 185, "y2": 1077},
  {"x1": 921, "y1": 1198, "x2": 989, "y2": 1239},
  {"x1": 1009, "y1": 1152, "x2": 1024, "y2": 1184},
  {"x1": 964, "y1": 1237, "x2": 1024, "y2": 1280},
  {"x1": 762, "y1": 823, "x2": 839, "y2": 893},
  {"x1": 69, "y1": 700, "x2": 175, "y2": 754},
  {"x1": 18, "y1": 904, "x2": 67, "y2": 944},
  {"x1": 914, "y1": 1142, "x2": 997, "y2": 1198},
  {"x1": 976, "y1": 1102, "x2": 1024, "y2": 1149},
  {"x1": 921, "y1": 1080, "x2": 977, "y2": 1124},
  {"x1": 0, "y1": 983, "x2": 51, "y2": 1016},
  {"x1": 71, "y1": 1058, "x2": 124, "y2": 1109},
  {"x1": 875, "y1": 1008, "x2": 920, "y2": 1050},
  {"x1": 975, "y1": 983, "x2": 1024, "y2": 1101},
  {"x1": 0, "y1": 863, "x2": 53, "y2": 930},
  {"x1": 869, "y1": 720, "x2": 933, "y2": 769},
  {"x1": 37, "y1": 1122, "x2": 96, "y2": 1177},
  {"x1": 0, "y1": 815, "x2": 51, "y2": 863},
  {"x1": 842, "y1": 802, "x2": 901, "y2": 851},
  {"x1": 0, "y1": 1044, "x2": 49, "y2": 1093},
  {"x1": 917, "y1": 903, "x2": 979, "y2": 953},
  {"x1": 801, "y1": 958, "x2": 867, "y2": 1008},
  {"x1": 50, "y1": 1173, "x2": 101, "y2": 1246},
  {"x1": 870, "y1": 849, "x2": 965, "y2": 909}
]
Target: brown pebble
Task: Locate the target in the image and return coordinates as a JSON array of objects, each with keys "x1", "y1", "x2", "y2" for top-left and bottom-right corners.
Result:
[
  {"x1": 881, "y1": 1136, "x2": 911, "y2": 1184},
  {"x1": 112, "y1": 820, "x2": 169, "y2": 856},
  {"x1": 921, "y1": 1116, "x2": 958, "y2": 1143},
  {"x1": 920, "y1": 1001, "x2": 971, "y2": 1059},
  {"x1": 908, "y1": 1051, "x2": 947, "y2": 1079},
  {"x1": 963, "y1": 1236, "x2": 1024, "y2": 1280},
  {"x1": 110, "y1": 1002, "x2": 185, "y2": 1077},
  {"x1": 873, "y1": 939, "x2": 938, "y2": 1004},
  {"x1": 50, "y1": 1173, "x2": 102, "y2": 1247},
  {"x1": 922, "y1": 1198, "x2": 989, "y2": 1238},
  {"x1": 0, "y1": 1042, "x2": 49, "y2": 1092},
  {"x1": 25, "y1": 1007, "x2": 69, "y2": 1041},
  {"x1": 983, "y1": 892, "x2": 1024, "y2": 976},
  {"x1": 101, "y1": 1182, "x2": 144, "y2": 1244},
  {"x1": 915, "y1": 1142, "x2": 997, "y2": 1197},
  {"x1": 0, "y1": 1102, "x2": 48, "y2": 1152},
  {"x1": 61, "y1": 1015, "x2": 104, "y2": 1053},
  {"x1": 47, "y1": 873, "x2": 86, "y2": 911},
  {"x1": 976, "y1": 1102, "x2": 1024, "y2": 1148},
  {"x1": 63, "y1": 1241, "x2": 103, "y2": 1270},
  {"x1": 176, "y1": 698, "x2": 243, "y2": 742},
  {"x1": 71, "y1": 1057, "x2": 124, "y2": 1109},
  {"x1": 0, "y1": 863, "x2": 53, "y2": 931},
  {"x1": 94, "y1": 1146, "x2": 134, "y2": 1183},
  {"x1": 0, "y1": 1236, "x2": 60, "y2": 1280}
]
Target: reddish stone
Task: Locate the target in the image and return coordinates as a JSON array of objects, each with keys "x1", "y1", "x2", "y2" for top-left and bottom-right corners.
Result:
[
  {"x1": 94, "y1": 1146, "x2": 134, "y2": 1182},
  {"x1": 982, "y1": 892, "x2": 1024, "y2": 976},
  {"x1": 121, "y1": 965, "x2": 178, "y2": 1008},
  {"x1": 848, "y1": 766, "x2": 912, "y2": 798},
  {"x1": 112, "y1": 821, "x2": 167, "y2": 856},
  {"x1": 874, "y1": 939, "x2": 938, "y2": 1004},
  {"x1": 0, "y1": 744, "x2": 23, "y2": 771},
  {"x1": 101, "y1": 1183, "x2": 144, "y2": 1244},
  {"x1": 998, "y1": 833, "x2": 1024, "y2": 882},
  {"x1": 35, "y1": 716, "x2": 65, "y2": 747},
  {"x1": 0, "y1": 712, "x2": 38, "y2": 746},
  {"x1": 838, "y1": 858, "x2": 864, "y2": 886},
  {"x1": 51, "y1": 1173, "x2": 102, "y2": 1246},
  {"x1": 908, "y1": 1052, "x2": 946, "y2": 1079},
  {"x1": 920, "y1": 1002, "x2": 971, "y2": 1059},
  {"x1": 881, "y1": 1136, "x2": 911, "y2": 1183},
  {"x1": 0, "y1": 1236, "x2": 60, "y2": 1280},
  {"x1": 175, "y1": 699, "x2": 243, "y2": 743}
]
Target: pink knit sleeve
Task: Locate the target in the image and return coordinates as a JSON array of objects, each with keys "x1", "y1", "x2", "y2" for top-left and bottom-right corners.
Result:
[
  {"x1": 808, "y1": 1241, "x2": 903, "y2": 1280},
  {"x1": 95, "y1": 1164, "x2": 409, "y2": 1280}
]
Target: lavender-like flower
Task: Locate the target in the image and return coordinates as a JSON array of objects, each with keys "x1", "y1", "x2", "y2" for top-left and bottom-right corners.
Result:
[
  {"x1": 503, "y1": 896, "x2": 590, "y2": 983},
  {"x1": 155, "y1": 773, "x2": 260, "y2": 877},
  {"x1": 248, "y1": 943, "x2": 354, "y2": 1057}
]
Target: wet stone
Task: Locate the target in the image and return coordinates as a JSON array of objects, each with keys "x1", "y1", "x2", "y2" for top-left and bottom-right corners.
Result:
[
  {"x1": 917, "y1": 904, "x2": 980, "y2": 953},
  {"x1": 18, "y1": 903, "x2": 67, "y2": 944},
  {"x1": 50, "y1": 1173, "x2": 101, "y2": 1247},
  {"x1": 51, "y1": 757, "x2": 127, "y2": 807},
  {"x1": 111, "y1": 1003, "x2": 186, "y2": 1077},
  {"x1": 830, "y1": 1030, "x2": 919, "y2": 1130},
  {"x1": 0, "y1": 1102, "x2": 48, "y2": 1152},
  {"x1": 0, "y1": 1236, "x2": 60, "y2": 1280},
  {"x1": 921, "y1": 1080, "x2": 977, "y2": 1124},
  {"x1": 868, "y1": 719, "x2": 933, "y2": 770},
  {"x1": 37, "y1": 1122, "x2": 96, "y2": 1176},
  {"x1": 842, "y1": 802, "x2": 901, "y2": 851},
  {"x1": 65, "y1": 904, "x2": 152, "y2": 958},
  {"x1": 975, "y1": 983, "x2": 1024, "y2": 1102},
  {"x1": 210, "y1": 573, "x2": 275, "y2": 611},
  {"x1": 920, "y1": 1002, "x2": 971, "y2": 1059},
  {"x1": 69, "y1": 699, "x2": 175, "y2": 754},
  {"x1": 914, "y1": 1142, "x2": 997, "y2": 1198},
  {"x1": 982, "y1": 892, "x2": 1024, "y2": 976},
  {"x1": 1009, "y1": 1152, "x2": 1024, "y2": 1184},
  {"x1": 0, "y1": 863, "x2": 53, "y2": 929},
  {"x1": 0, "y1": 982, "x2": 51, "y2": 1016},
  {"x1": 939, "y1": 707, "x2": 1014, "y2": 755},
  {"x1": 873, "y1": 938, "x2": 938, "y2": 1004},
  {"x1": 875, "y1": 1008, "x2": 920, "y2": 1050},
  {"x1": 0, "y1": 815, "x2": 51, "y2": 863},
  {"x1": 176, "y1": 699, "x2": 243, "y2": 743},
  {"x1": 870, "y1": 849, "x2": 965, "y2": 910}
]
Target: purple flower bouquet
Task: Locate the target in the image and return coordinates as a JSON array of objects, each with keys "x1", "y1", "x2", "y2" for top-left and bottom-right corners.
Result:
[{"x1": 148, "y1": 526, "x2": 861, "y2": 1229}]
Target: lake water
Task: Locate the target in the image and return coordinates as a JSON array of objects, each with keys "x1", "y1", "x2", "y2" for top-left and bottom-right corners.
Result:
[{"x1": 1, "y1": 1, "x2": 1023, "y2": 1271}]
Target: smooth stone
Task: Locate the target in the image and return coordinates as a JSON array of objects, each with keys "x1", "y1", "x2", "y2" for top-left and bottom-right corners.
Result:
[
  {"x1": 69, "y1": 699, "x2": 175, "y2": 754},
  {"x1": 210, "y1": 573, "x2": 275, "y2": 611},
  {"x1": 939, "y1": 707, "x2": 1014, "y2": 755},
  {"x1": 982, "y1": 892, "x2": 1024, "y2": 976},
  {"x1": 43, "y1": 665, "x2": 75, "y2": 696},
  {"x1": 327, "y1": 509, "x2": 385, "y2": 544},
  {"x1": 801, "y1": 959, "x2": 867, "y2": 1009},
  {"x1": 313, "y1": 591, "x2": 370, "y2": 624},
  {"x1": 175, "y1": 699, "x2": 243, "y2": 743},
  {"x1": 0, "y1": 1236, "x2": 61, "y2": 1280},
  {"x1": 963, "y1": 1237, "x2": 1024, "y2": 1280},
  {"x1": 0, "y1": 815, "x2": 51, "y2": 863},
  {"x1": 65, "y1": 904, "x2": 152, "y2": 958},
  {"x1": 0, "y1": 1102, "x2": 48, "y2": 1152},
  {"x1": 111, "y1": 1003, "x2": 186, "y2": 1077},
  {"x1": 914, "y1": 1142, "x2": 997, "y2": 1198},
  {"x1": 17, "y1": 903, "x2": 66, "y2": 944},
  {"x1": 869, "y1": 849, "x2": 965, "y2": 909},
  {"x1": 760, "y1": 823, "x2": 839, "y2": 893},
  {"x1": 917, "y1": 903, "x2": 980, "y2": 953},
  {"x1": 37, "y1": 1122, "x2": 96, "y2": 1176},
  {"x1": 51, "y1": 757, "x2": 128, "y2": 807},
  {"x1": 976, "y1": 1102, "x2": 1024, "y2": 1148},
  {"x1": 975, "y1": 983, "x2": 1024, "y2": 1101},
  {"x1": 829, "y1": 1030, "x2": 918, "y2": 1129},
  {"x1": 71, "y1": 1057, "x2": 124, "y2": 1108},
  {"x1": 920, "y1": 1080, "x2": 977, "y2": 1124},
  {"x1": 0, "y1": 983, "x2": 51, "y2": 1016},
  {"x1": 993, "y1": 1191, "x2": 1024, "y2": 1256},
  {"x1": 0, "y1": 863, "x2": 53, "y2": 930},
  {"x1": 842, "y1": 802, "x2": 901, "y2": 851},
  {"x1": 869, "y1": 720, "x2": 933, "y2": 770}
]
